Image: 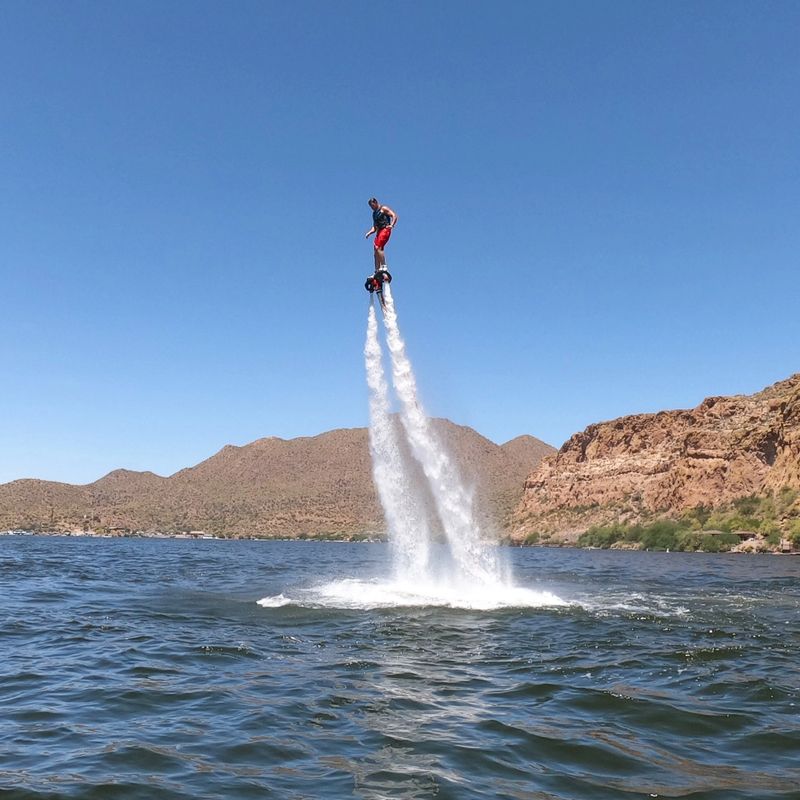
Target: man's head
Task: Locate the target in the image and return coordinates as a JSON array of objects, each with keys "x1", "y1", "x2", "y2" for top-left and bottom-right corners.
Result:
[{"x1": 368, "y1": 197, "x2": 379, "y2": 210}]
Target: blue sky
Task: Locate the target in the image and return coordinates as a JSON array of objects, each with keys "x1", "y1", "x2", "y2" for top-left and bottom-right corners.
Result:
[{"x1": 2, "y1": 0, "x2": 798, "y2": 485}]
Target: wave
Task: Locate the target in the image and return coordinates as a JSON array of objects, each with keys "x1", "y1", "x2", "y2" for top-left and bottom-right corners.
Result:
[{"x1": 258, "y1": 578, "x2": 567, "y2": 611}]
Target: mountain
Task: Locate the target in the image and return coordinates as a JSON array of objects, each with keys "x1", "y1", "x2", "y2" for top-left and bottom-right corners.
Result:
[
  {"x1": 511, "y1": 374, "x2": 800, "y2": 541},
  {"x1": 0, "y1": 420, "x2": 554, "y2": 537}
]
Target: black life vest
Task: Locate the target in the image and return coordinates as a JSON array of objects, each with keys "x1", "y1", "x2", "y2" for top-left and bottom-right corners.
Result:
[{"x1": 373, "y1": 207, "x2": 392, "y2": 230}]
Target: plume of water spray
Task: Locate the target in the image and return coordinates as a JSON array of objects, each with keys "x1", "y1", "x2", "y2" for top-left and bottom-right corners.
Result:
[
  {"x1": 364, "y1": 304, "x2": 431, "y2": 579},
  {"x1": 260, "y1": 294, "x2": 565, "y2": 612},
  {"x1": 381, "y1": 285, "x2": 500, "y2": 585}
]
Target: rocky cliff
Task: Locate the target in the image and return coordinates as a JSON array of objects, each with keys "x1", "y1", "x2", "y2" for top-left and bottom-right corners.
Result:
[
  {"x1": 0, "y1": 420, "x2": 554, "y2": 538},
  {"x1": 512, "y1": 374, "x2": 800, "y2": 540}
]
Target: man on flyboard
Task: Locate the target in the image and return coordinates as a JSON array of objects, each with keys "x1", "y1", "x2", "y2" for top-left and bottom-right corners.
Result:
[{"x1": 365, "y1": 197, "x2": 398, "y2": 273}]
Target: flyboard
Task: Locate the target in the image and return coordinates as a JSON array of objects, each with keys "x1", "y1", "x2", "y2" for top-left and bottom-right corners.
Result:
[{"x1": 364, "y1": 267, "x2": 392, "y2": 310}]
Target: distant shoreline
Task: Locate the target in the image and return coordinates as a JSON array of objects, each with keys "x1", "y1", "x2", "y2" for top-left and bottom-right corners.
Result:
[
  {"x1": 0, "y1": 530, "x2": 386, "y2": 543},
  {"x1": 4, "y1": 529, "x2": 798, "y2": 554}
]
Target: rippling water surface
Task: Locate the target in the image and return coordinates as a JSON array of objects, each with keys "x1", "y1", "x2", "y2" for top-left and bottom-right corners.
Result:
[{"x1": 1, "y1": 536, "x2": 798, "y2": 799}]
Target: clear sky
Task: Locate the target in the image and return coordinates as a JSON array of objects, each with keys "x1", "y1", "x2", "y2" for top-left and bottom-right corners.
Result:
[{"x1": 2, "y1": 0, "x2": 798, "y2": 485}]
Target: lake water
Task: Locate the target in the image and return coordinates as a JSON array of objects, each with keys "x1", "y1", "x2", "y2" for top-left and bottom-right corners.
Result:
[{"x1": 1, "y1": 536, "x2": 798, "y2": 799}]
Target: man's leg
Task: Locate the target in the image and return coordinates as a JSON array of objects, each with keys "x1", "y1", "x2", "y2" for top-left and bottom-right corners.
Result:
[{"x1": 374, "y1": 227, "x2": 391, "y2": 271}]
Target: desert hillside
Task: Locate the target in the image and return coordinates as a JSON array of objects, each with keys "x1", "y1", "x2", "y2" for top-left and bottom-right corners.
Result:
[{"x1": 0, "y1": 419, "x2": 554, "y2": 538}]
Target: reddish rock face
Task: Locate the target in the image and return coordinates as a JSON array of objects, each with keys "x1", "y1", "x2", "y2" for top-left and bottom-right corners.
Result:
[{"x1": 512, "y1": 374, "x2": 800, "y2": 538}]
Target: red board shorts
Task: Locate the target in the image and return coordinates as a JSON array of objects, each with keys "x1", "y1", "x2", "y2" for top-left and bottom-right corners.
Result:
[{"x1": 374, "y1": 226, "x2": 392, "y2": 250}]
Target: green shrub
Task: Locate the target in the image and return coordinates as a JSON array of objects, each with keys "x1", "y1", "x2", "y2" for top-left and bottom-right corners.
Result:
[
  {"x1": 715, "y1": 533, "x2": 740, "y2": 552},
  {"x1": 623, "y1": 523, "x2": 645, "y2": 542},
  {"x1": 680, "y1": 506, "x2": 710, "y2": 531},
  {"x1": 727, "y1": 515, "x2": 759, "y2": 532},
  {"x1": 777, "y1": 486, "x2": 799, "y2": 511},
  {"x1": 576, "y1": 513, "x2": 784, "y2": 552},
  {"x1": 733, "y1": 495, "x2": 760, "y2": 516},
  {"x1": 688, "y1": 533, "x2": 738, "y2": 553},
  {"x1": 759, "y1": 520, "x2": 780, "y2": 536},
  {"x1": 675, "y1": 531, "x2": 695, "y2": 551},
  {"x1": 676, "y1": 531, "x2": 704, "y2": 552},
  {"x1": 639, "y1": 520, "x2": 681, "y2": 551},
  {"x1": 766, "y1": 531, "x2": 781, "y2": 546},
  {"x1": 686, "y1": 504, "x2": 712, "y2": 526},
  {"x1": 578, "y1": 524, "x2": 625, "y2": 548},
  {"x1": 758, "y1": 495, "x2": 777, "y2": 521},
  {"x1": 703, "y1": 512, "x2": 734, "y2": 532}
]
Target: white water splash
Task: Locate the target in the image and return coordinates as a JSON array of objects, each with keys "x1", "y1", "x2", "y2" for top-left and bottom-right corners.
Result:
[
  {"x1": 381, "y1": 285, "x2": 501, "y2": 585},
  {"x1": 315, "y1": 576, "x2": 565, "y2": 610},
  {"x1": 258, "y1": 289, "x2": 567, "y2": 611},
  {"x1": 256, "y1": 593, "x2": 292, "y2": 608},
  {"x1": 364, "y1": 305, "x2": 432, "y2": 579},
  {"x1": 257, "y1": 578, "x2": 566, "y2": 611}
]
